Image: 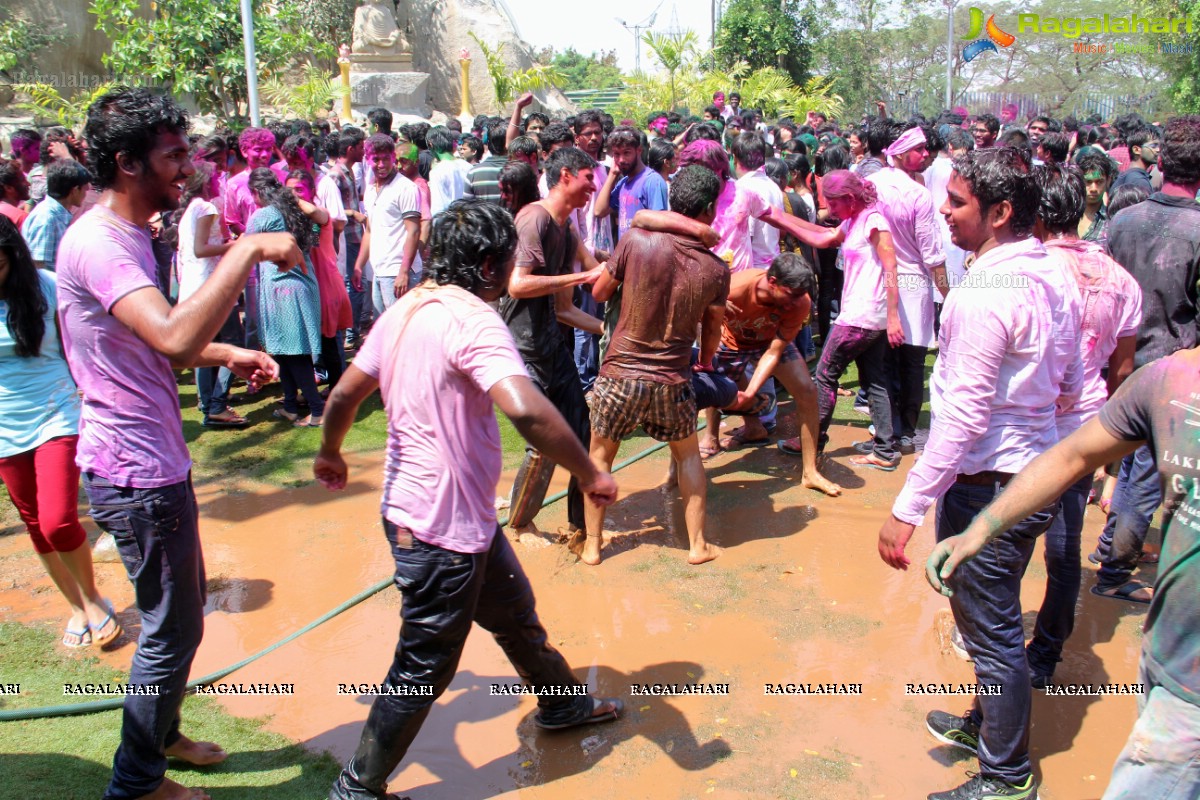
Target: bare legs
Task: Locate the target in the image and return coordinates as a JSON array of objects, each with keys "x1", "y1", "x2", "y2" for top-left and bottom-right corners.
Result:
[
  {"x1": 583, "y1": 432, "x2": 720, "y2": 566},
  {"x1": 772, "y1": 359, "x2": 842, "y2": 497},
  {"x1": 37, "y1": 543, "x2": 114, "y2": 640}
]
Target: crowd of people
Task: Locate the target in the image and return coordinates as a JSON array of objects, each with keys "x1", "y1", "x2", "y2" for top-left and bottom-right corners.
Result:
[{"x1": 0, "y1": 83, "x2": 1197, "y2": 800}]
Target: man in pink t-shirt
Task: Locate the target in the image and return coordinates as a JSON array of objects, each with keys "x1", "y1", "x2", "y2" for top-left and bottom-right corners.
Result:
[
  {"x1": 878, "y1": 149, "x2": 1083, "y2": 800},
  {"x1": 314, "y1": 200, "x2": 621, "y2": 800},
  {"x1": 222, "y1": 127, "x2": 276, "y2": 236},
  {"x1": 57, "y1": 88, "x2": 302, "y2": 800}
]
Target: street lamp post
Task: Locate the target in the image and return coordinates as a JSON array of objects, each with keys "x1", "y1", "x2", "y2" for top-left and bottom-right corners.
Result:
[
  {"x1": 240, "y1": 0, "x2": 260, "y2": 125},
  {"x1": 945, "y1": 0, "x2": 958, "y2": 109},
  {"x1": 616, "y1": 12, "x2": 658, "y2": 73}
]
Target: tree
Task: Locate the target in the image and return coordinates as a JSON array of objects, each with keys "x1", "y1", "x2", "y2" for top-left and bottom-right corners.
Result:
[
  {"x1": 469, "y1": 32, "x2": 563, "y2": 108},
  {"x1": 642, "y1": 30, "x2": 699, "y2": 110},
  {"x1": 90, "y1": 0, "x2": 333, "y2": 121},
  {"x1": 715, "y1": 0, "x2": 817, "y2": 84},
  {"x1": 0, "y1": 13, "x2": 62, "y2": 79},
  {"x1": 535, "y1": 47, "x2": 623, "y2": 91}
]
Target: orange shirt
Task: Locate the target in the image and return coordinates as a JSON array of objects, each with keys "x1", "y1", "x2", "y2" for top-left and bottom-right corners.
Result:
[{"x1": 720, "y1": 268, "x2": 811, "y2": 351}]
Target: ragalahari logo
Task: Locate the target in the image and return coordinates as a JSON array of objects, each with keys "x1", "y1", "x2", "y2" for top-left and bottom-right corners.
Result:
[{"x1": 961, "y1": 7, "x2": 1017, "y2": 62}]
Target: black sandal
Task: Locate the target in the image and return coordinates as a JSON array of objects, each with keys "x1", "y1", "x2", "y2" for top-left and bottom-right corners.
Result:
[{"x1": 534, "y1": 696, "x2": 623, "y2": 730}]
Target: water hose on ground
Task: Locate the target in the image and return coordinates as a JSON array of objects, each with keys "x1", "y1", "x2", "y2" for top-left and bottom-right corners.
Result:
[{"x1": 0, "y1": 436, "x2": 677, "y2": 721}]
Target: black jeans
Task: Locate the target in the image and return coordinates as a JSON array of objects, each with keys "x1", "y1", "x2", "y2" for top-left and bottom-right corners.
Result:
[
  {"x1": 1027, "y1": 474, "x2": 1092, "y2": 679},
  {"x1": 938, "y1": 481, "x2": 1057, "y2": 784},
  {"x1": 329, "y1": 522, "x2": 589, "y2": 799},
  {"x1": 85, "y1": 474, "x2": 206, "y2": 800},
  {"x1": 276, "y1": 354, "x2": 325, "y2": 417},
  {"x1": 509, "y1": 343, "x2": 590, "y2": 530},
  {"x1": 813, "y1": 324, "x2": 897, "y2": 461},
  {"x1": 888, "y1": 343, "x2": 927, "y2": 440},
  {"x1": 816, "y1": 247, "x2": 843, "y2": 343}
]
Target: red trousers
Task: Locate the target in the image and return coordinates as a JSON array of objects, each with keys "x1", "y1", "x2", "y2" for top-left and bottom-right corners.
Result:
[{"x1": 0, "y1": 435, "x2": 87, "y2": 554}]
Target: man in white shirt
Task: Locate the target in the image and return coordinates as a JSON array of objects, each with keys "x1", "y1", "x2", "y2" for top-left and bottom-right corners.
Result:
[
  {"x1": 355, "y1": 134, "x2": 422, "y2": 316},
  {"x1": 426, "y1": 125, "x2": 470, "y2": 215},
  {"x1": 731, "y1": 132, "x2": 783, "y2": 269}
]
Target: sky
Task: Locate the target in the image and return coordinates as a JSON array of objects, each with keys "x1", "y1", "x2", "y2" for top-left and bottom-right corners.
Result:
[{"x1": 499, "y1": 0, "x2": 717, "y2": 74}]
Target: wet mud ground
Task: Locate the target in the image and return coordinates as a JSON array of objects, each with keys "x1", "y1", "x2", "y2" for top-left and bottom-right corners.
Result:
[{"x1": 0, "y1": 411, "x2": 1156, "y2": 800}]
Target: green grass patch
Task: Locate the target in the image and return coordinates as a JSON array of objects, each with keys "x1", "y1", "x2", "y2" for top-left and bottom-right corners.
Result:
[{"x1": 0, "y1": 622, "x2": 341, "y2": 799}]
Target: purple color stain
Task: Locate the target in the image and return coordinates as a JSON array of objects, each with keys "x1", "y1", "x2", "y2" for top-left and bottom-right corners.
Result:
[{"x1": 962, "y1": 39, "x2": 999, "y2": 62}]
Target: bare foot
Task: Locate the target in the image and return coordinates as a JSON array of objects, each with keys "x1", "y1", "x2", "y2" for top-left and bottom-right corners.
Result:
[
  {"x1": 580, "y1": 534, "x2": 603, "y2": 566},
  {"x1": 165, "y1": 734, "x2": 227, "y2": 766},
  {"x1": 134, "y1": 777, "x2": 211, "y2": 800},
  {"x1": 698, "y1": 437, "x2": 722, "y2": 460},
  {"x1": 802, "y1": 472, "x2": 842, "y2": 497},
  {"x1": 688, "y1": 543, "x2": 723, "y2": 565}
]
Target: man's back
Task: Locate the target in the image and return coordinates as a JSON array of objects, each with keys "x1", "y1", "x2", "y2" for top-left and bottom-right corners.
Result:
[
  {"x1": 1106, "y1": 192, "x2": 1200, "y2": 367},
  {"x1": 601, "y1": 228, "x2": 729, "y2": 384},
  {"x1": 465, "y1": 154, "x2": 506, "y2": 203}
]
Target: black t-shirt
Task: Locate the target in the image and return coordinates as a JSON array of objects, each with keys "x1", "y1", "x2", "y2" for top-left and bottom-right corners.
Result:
[
  {"x1": 498, "y1": 203, "x2": 576, "y2": 390},
  {"x1": 1099, "y1": 346, "x2": 1200, "y2": 706}
]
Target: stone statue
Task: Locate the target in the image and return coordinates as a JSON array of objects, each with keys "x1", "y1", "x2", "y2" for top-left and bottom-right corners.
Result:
[{"x1": 352, "y1": 0, "x2": 409, "y2": 56}]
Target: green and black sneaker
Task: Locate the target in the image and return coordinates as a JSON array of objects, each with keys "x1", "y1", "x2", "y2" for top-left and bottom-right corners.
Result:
[
  {"x1": 925, "y1": 709, "x2": 979, "y2": 754},
  {"x1": 928, "y1": 772, "x2": 1039, "y2": 800}
]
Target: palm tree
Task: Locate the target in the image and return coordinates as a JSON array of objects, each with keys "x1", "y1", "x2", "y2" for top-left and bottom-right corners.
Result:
[{"x1": 642, "y1": 30, "x2": 698, "y2": 110}]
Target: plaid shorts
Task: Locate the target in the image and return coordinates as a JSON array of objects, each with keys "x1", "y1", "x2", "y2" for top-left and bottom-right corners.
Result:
[
  {"x1": 589, "y1": 376, "x2": 698, "y2": 443},
  {"x1": 712, "y1": 342, "x2": 801, "y2": 383}
]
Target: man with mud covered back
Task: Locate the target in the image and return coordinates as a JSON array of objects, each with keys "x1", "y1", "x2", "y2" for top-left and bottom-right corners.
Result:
[
  {"x1": 315, "y1": 199, "x2": 622, "y2": 800},
  {"x1": 877, "y1": 148, "x2": 1083, "y2": 800}
]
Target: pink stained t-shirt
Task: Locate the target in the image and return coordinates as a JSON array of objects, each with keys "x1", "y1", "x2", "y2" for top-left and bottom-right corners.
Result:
[
  {"x1": 891, "y1": 237, "x2": 1085, "y2": 526},
  {"x1": 1044, "y1": 238, "x2": 1143, "y2": 438},
  {"x1": 352, "y1": 286, "x2": 528, "y2": 553},
  {"x1": 56, "y1": 205, "x2": 192, "y2": 488},
  {"x1": 711, "y1": 179, "x2": 769, "y2": 273},
  {"x1": 223, "y1": 170, "x2": 257, "y2": 235},
  {"x1": 835, "y1": 208, "x2": 890, "y2": 330}
]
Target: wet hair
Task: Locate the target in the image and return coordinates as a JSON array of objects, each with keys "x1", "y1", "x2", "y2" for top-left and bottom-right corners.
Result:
[
  {"x1": 426, "y1": 199, "x2": 517, "y2": 294},
  {"x1": 426, "y1": 126, "x2": 455, "y2": 156},
  {"x1": 84, "y1": 88, "x2": 189, "y2": 190},
  {"x1": 1074, "y1": 149, "x2": 1118, "y2": 184},
  {"x1": 1126, "y1": 127, "x2": 1158, "y2": 156},
  {"x1": 400, "y1": 122, "x2": 429, "y2": 150},
  {"x1": 606, "y1": 126, "x2": 643, "y2": 153},
  {"x1": 1033, "y1": 163, "x2": 1085, "y2": 234},
  {"x1": 676, "y1": 139, "x2": 731, "y2": 181},
  {"x1": 543, "y1": 146, "x2": 596, "y2": 189},
  {"x1": 333, "y1": 127, "x2": 366, "y2": 158},
  {"x1": 266, "y1": 121, "x2": 290, "y2": 147},
  {"x1": 39, "y1": 127, "x2": 84, "y2": 166},
  {"x1": 951, "y1": 147, "x2": 1039, "y2": 237},
  {"x1": 667, "y1": 165, "x2": 721, "y2": 218},
  {"x1": 922, "y1": 124, "x2": 945, "y2": 154},
  {"x1": 1038, "y1": 132, "x2": 1070, "y2": 164},
  {"x1": 946, "y1": 129, "x2": 974, "y2": 153},
  {"x1": 817, "y1": 144, "x2": 850, "y2": 175},
  {"x1": 364, "y1": 133, "x2": 396, "y2": 159},
  {"x1": 0, "y1": 216, "x2": 47, "y2": 357},
  {"x1": 367, "y1": 107, "x2": 393, "y2": 134},
  {"x1": 685, "y1": 123, "x2": 722, "y2": 143},
  {"x1": 821, "y1": 169, "x2": 877, "y2": 210},
  {"x1": 666, "y1": 122, "x2": 685, "y2": 140},
  {"x1": 45, "y1": 159, "x2": 93, "y2": 201},
  {"x1": 472, "y1": 114, "x2": 489, "y2": 134},
  {"x1": 704, "y1": 105, "x2": 721, "y2": 119},
  {"x1": 194, "y1": 134, "x2": 227, "y2": 164},
  {"x1": 523, "y1": 112, "x2": 549, "y2": 131},
  {"x1": 238, "y1": 126, "x2": 275, "y2": 157},
  {"x1": 281, "y1": 134, "x2": 315, "y2": 165},
  {"x1": 764, "y1": 157, "x2": 789, "y2": 189},
  {"x1": 731, "y1": 131, "x2": 768, "y2": 170},
  {"x1": 767, "y1": 252, "x2": 817, "y2": 298},
  {"x1": 507, "y1": 136, "x2": 540, "y2": 163},
  {"x1": 0, "y1": 162, "x2": 26, "y2": 197},
  {"x1": 458, "y1": 134, "x2": 484, "y2": 162},
  {"x1": 498, "y1": 160, "x2": 539, "y2": 215},
  {"x1": 1106, "y1": 184, "x2": 1150, "y2": 218},
  {"x1": 648, "y1": 139, "x2": 676, "y2": 173},
  {"x1": 1160, "y1": 115, "x2": 1200, "y2": 185},
  {"x1": 538, "y1": 122, "x2": 574, "y2": 154},
  {"x1": 247, "y1": 167, "x2": 317, "y2": 252},
  {"x1": 646, "y1": 111, "x2": 669, "y2": 129},
  {"x1": 999, "y1": 128, "x2": 1030, "y2": 150},
  {"x1": 572, "y1": 109, "x2": 604, "y2": 137},
  {"x1": 10, "y1": 128, "x2": 41, "y2": 158},
  {"x1": 485, "y1": 118, "x2": 509, "y2": 156},
  {"x1": 865, "y1": 117, "x2": 902, "y2": 157}
]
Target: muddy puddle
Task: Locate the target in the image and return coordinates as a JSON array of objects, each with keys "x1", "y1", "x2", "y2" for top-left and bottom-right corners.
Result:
[{"x1": 0, "y1": 415, "x2": 1153, "y2": 800}]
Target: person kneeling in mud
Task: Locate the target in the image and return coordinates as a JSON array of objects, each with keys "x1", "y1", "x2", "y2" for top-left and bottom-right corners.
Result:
[
  {"x1": 315, "y1": 199, "x2": 622, "y2": 800},
  {"x1": 704, "y1": 253, "x2": 842, "y2": 497}
]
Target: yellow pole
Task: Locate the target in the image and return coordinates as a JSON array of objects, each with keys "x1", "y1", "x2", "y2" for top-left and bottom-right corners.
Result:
[
  {"x1": 459, "y1": 52, "x2": 471, "y2": 119},
  {"x1": 338, "y1": 44, "x2": 353, "y2": 122}
]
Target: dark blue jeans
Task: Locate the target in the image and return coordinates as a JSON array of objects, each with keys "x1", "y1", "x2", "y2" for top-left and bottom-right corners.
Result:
[
  {"x1": 573, "y1": 286, "x2": 603, "y2": 393},
  {"x1": 1095, "y1": 444, "x2": 1161, "y2": 588},
  {"x1": 85, "y1": 473, "x2": 206, "y2": 800},
  {"x1": 813, "y1": 323, "x2": 897, "y2": 461},
  {"x1": 196, "y1": 307, "x2": 245, "y2": 417},
  {"x1": 1027, "y1": 474, "x2": 1092, "y2": 679},
  {"x1": 937, "y1": 480, "x2": 1056, "y2": 784},
  {"x1": 329, "y1": 522, "x2": 588, "y2": 799},
  {"x1": 343, "y1": 239, "x2": 367, "y2": 337}
]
